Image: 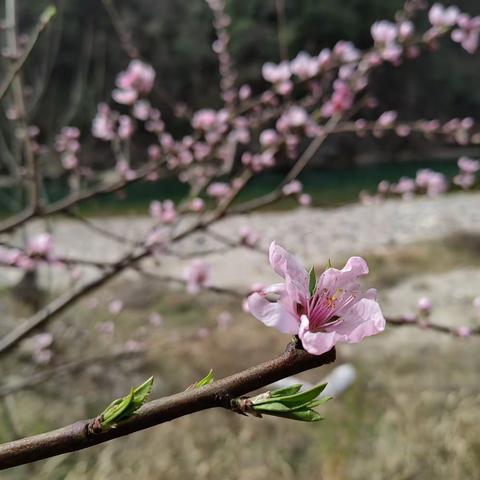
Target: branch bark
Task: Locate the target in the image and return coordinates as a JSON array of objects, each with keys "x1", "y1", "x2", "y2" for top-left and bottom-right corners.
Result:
[{"x1": 0, "y1": 346, "x2": 335, "y2": 470}]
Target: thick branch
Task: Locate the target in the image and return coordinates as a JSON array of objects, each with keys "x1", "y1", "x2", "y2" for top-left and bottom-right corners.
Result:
[{"x1": 0, "y1": 346, "x2": 335, "y2": 470}]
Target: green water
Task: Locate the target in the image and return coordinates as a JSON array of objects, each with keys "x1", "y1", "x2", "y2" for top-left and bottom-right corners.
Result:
[{"x1": 0, "y1": 160, "x2": 465, "y2": 217}]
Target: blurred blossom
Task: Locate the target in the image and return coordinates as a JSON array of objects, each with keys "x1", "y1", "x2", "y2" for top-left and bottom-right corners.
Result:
[
  {"x1": 197, "y1": 327, "x2": 210, "y2": 339},
  {"x1": 207, "y1": 182, "x2": 230, "y2": 199},
  {"x1": 321, "y1": 80, "x2": 353, "y2": 117},
  {"x1": 92, "y1": 103, "x2": 116, "y2": 140},
  {"x1": 282, "y1": 180, "x2": 303, "y2": 196},
  {"x1": 456, "y1": 326, "x2": 471, "y2": 337},
  {"x1": 97, "y1": 321, "x2": 115, "y2": 335},
  {"x1": 31, "y1": 332, "x2": 54, "y2": 351},
  {"x1": 239, "y1": 226, "x2": 260, "y2": 247},
  {"x1": 149, "y1": 312, "x2": 164, "y2": 327},
  {"x1": 428, "y1": 3, "x2": 460, "y2": 28},
  {"x1": 261, "y1": 61, "x2": 291, "y2": 84},
  {"x1": 238, "y1": 84, "x2": 251, "y2": 100},
  {"x1": 451, "y1": 14, "x2": 480, "y2": 54},
  {"x1": 217, "y1": 311, "x2": 233, "y2": 328},
  {"x1": 377, "y1": 180, "x2": 390, "y2": 194},
  {"x1": 290, "y1": 51, "x2": 319, "y2": 79},
  {"x1": 32, "y1": 349, "x2": 53, "y2": 365},
  {"x1": 376, "y1": 111, "x2": 397, "y2": 127},
  {"x1": 124, "y1": 339, "x2": 146, "y2": 352},
  {"x1": 415, "y1": 169, "x2": 448, "y2": 197},
  {"x1": 417, "y1": 297, "x2": 432, "y2": 313},
  {"x1": 299, "y1": 193, "x2": 312, "y2": 207},
  {"x1": 457, "y1": 156, "x2": 479, "y2": 173},
  {"x1": 473, "y1": 296, "x2": 480, "y2": 312},
  {"x1": 333, "y1": 40, "x2": 360, "y2": 62},
  {"x1": 116, "y1": 59, "x2": 155, "y2": 94},
  {"x1": 109, "y1": 299, "x2": 124, "y2": 315},
  {"x1": 371, "y1": 20, "x2": 398, "y2": 45},
  {"x1": 453, "y1": 173, "x2": 475, "y2": 189},
  {"x1": 189, "y1": 197, "x2": 205, "y2": 212},
  {"x1": 259, "y1": 129, "x2": 279, "y2": 147},
  {"x1": 28, "y1": 233, "x2": 52, "y2": 256},
  {"x1": 118, "y1": 115, "x2": 134, "y2": 139},
  {"x1": 133, "y1": 100, "x2": 151, "y2": 120},
  {"x1": 147, "y1": 145, "x2": 161, "y2": 161},
  {"x1": 112, "y1": 88, "x2": 137, "y2": 105},
  {"x1": 149, "y1": 200, "x2": 177, "y2": 224},
  {"x1": 185, "y1": 259, "x2": 210, "y2": 294}
]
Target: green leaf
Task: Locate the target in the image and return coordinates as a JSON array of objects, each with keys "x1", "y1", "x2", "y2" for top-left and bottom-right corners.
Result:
[
  {"x1": 195, "y1": 369, "x2": 214, "y2": 389},
  {"x1": 308, "y1": 266, "x2": 317, "y2": 297},
  {"x1": 100, "y1": 376, "x2": 154, "y2": 428},
  {"x1": 254, "y1": 383, "x2": 327, "y2": 406},
  {"x1": 277, "y1": 409, "x2": 324, "y2": 422},
  {"x1": 101, "y1": 388, "x2": 135, "y2": 427},
  {"x1": 270, "y1": 384, "x2": 303, "y2": 398},
  {"x1": 130, "y1": 376, "x2": 154, "y2": 411},
  {"x1": 254, "y1": 407, "x2": 324, "y2": 422},
  {"x1": 327, "y1": 259, "x2": 333, "y2": 269}
]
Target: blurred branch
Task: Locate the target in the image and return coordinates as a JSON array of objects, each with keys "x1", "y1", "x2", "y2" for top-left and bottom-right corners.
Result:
[
  {"x1": 275, "y1": 0, "x2": 288, "y2": 61},
  {"x1": 0, "y1": 4, "x2": 56, "y2": 102},
  {"x1": 0, "y1": 345, "x2": 336, "y2": 470},
  {"x1": 101, "y1": 0, "x2": 139, "y2": 59},
  {"x1": 0, "y1": 349, "x2": 138, "y2": 398},
  {"x1": 0, "y1": 162, "x2": 159, "y2": 234}
]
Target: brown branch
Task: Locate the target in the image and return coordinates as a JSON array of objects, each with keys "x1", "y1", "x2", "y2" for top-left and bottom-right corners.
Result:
[
  {"x1": 386, "y1": 317, "x2": 480, "y2": 337},
  {"x1": 0, "y1": 346, "x2": 336, "y2": 470}
]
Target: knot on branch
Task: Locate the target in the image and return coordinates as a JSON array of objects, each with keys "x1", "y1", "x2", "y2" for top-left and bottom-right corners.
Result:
[{"x1": 230, "y1": 397, "x2": 262, "y2": 417}]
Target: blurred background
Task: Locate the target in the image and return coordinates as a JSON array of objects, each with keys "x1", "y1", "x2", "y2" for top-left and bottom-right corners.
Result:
[{"x1": 1, "y1": 1, "x2": 480, "y2": 479}]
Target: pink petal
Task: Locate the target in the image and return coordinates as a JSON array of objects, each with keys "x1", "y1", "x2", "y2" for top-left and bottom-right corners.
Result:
[
  {"x1": 299, "y1": 297, "x2": 385, "y2": 355},
  {"x1": 329, "y1": 297, "x2": 386, "y2": 341},
  {"x1": 321, "y1": 256, "x2": 369, "y2": 290},
  {"x1": 268, "y1": 241, "x2": 308, "y2": 303},
  {"x1": 247, "y1": 292, "x2": 299, "y2": 334},
  {"x1": 299, "y1": 315, "x2": 337, "y2": 355}
]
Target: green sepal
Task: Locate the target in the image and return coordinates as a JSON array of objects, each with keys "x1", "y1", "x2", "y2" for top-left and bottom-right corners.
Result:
[
  {"x1": 308, "y1": 266, "x2": 317, "y2": 297},
  {"x1": 195, "y1": 369, "x2": 214, "y2": 389},
  {"x1": 100, "y1": 376, "x2": 154, "y2": 427}
]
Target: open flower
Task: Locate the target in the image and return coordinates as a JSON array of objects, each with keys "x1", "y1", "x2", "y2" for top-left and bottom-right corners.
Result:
[{"x1": 247, "y1": 242, "x2": 385, "y2": 355}]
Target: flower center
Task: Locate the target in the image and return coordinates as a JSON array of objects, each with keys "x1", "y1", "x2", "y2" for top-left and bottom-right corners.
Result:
[{"x1": 306, "y1": 287, "x2": 357, "y2": 332}]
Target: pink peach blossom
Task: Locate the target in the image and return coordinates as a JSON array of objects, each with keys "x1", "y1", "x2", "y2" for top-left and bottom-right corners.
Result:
[{"x1": 247, "y1": 242, "x2": 385, "y2": 355}]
